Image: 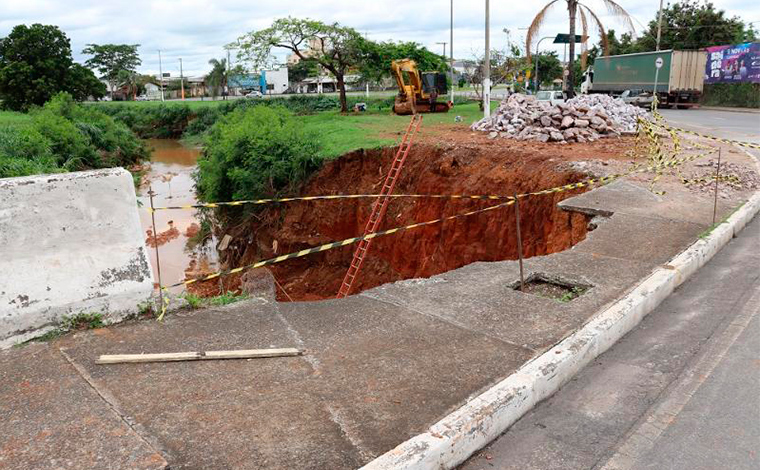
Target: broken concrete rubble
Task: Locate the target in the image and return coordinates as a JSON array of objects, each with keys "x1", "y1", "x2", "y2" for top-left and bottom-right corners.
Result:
[{"x1": 471, "y1": 93, "x2": 650, "y2": 144}]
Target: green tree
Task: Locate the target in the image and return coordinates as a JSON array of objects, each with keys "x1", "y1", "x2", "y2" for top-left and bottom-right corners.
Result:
[
  {"x1": 206, "y1": 57, "x2": 228, "y2": 99},
  {"x1": 0, "y1": 24, "x2": 73, "y2": 110},
  {"x1": 64, "y1": 63, "x2": 106, "y2": 101},
  {"x1": 357, "y1": 39, "x2": 448, "y2": 84},
  {"x1": 535, "y1": 51, "x2": 564, "y2": 86},
  {"x1": 236, "y1": 18, "x2": 364, "y2": 112},
  {"x1": 288, "y1": 58, "x2": 319, "y2": 84},
  {"x1": 82, "y1": 43, "x2": 141, "y2": 97},
  {"x1": 633, "y1": 0, "x2": 756, "y2": 51},
  {"x1": 526, "y1": 0, "x2": 634, "y2": 97}
]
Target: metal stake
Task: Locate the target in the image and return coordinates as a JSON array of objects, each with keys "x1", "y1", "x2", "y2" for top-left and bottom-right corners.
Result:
[
  {"x1": 712, "y1": 148, "x2": 722, "y2": 225},
  {"x1": 514, "y1": 193, "x2": 525, "y2": 292},
  {"x1": 149, "y1": 186, "x2": 164, "y2": 308}
]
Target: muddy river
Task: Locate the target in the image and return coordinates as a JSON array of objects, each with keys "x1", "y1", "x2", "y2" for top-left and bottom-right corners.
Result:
[{"x1": 137, "y1": 139, "x2": 218, "y2": 292}]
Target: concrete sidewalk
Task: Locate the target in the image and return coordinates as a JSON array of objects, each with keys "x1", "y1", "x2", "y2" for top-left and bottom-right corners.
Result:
[
  {"x1": 0, "y1": 169, "x2": 755, "y2": 469},
  {"x1": 460, "y1": 214, "x2": 759, "y2": 470}
]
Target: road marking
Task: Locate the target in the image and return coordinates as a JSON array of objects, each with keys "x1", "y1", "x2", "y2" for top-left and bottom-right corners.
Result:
[{"x1": 599, "y1": 280, "x2": 760, "y2": 470}]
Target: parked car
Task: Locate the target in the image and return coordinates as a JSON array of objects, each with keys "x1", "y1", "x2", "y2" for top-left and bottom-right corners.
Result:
[
  {"x1": 536, "y1": 90, "x2": 566, "y2": 105},
  {"x1": 135, "y1": 95, "x2": 150, "y2": 101},
  {"x1": 619, "y1": 89, "x2": 654, "y2": 108},
  {"x1": 245, "y1": 90, "x2": 263, "y2": 99}
]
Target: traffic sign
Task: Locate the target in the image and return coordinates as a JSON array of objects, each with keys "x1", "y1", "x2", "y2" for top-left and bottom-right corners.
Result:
[{"x1": 655, "y1": 57, "x2": 664, "y2": 69}]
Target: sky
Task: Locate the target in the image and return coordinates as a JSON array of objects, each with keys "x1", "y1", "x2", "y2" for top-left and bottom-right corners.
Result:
[{"x1": 1, "y1": 0, "x2": 757, "y2": 77}]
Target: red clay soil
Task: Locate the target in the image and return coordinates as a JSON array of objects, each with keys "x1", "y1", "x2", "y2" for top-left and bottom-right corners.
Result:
[
  {"x1": 145, "y1": 223, "x2": 180, "y2": 248},
  {"x1": 208, "y1": 137, "x2": 633, "y2": 302}
]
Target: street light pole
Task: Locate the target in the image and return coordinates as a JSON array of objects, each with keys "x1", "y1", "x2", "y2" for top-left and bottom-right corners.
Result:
[
  {"x1": 534, "y1": 36, "x2": 553, "y2": 92},
  {"x1": 436, "y1": 42, "x2": 447, "y2": 57},
  {"x1": 450, "y1": 0, "x2": 454, "y2": 103},
  {"x1": 483, "y1": 0, "x2": 491, "y2": 118},
  {"x1": 655, "y1": 0, "x2": 665, "y2": 51},
  {"x1": 158, "y1": 50, "x2": 165, "y2": 102},
  {"x1": 179, "y1": 58, "x2": 185, "y2": 100}
]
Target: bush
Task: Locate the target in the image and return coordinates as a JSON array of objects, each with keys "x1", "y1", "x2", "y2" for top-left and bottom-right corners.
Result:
[
  {"x1": 195, "y1": 106, "x2": 322, "y2": 203},
  {"x1": 702, "y1": 83, "x2": 760, "y2": 108},
  {"x1": 0, "y1": 92, "x2": 148, "y2": 178}
]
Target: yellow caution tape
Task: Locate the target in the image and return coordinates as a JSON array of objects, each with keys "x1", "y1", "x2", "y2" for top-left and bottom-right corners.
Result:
[
  {"x1": 160, "y1": 150, "x2": 714, "y2": 290},
  {"x1": 651, "y1": 122, "x2": 760, "y2": 150}
]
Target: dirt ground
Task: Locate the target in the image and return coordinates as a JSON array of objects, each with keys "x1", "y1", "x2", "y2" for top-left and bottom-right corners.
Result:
[{"x1": 187, "y1": 125, "x2": 758, "y2": 302}]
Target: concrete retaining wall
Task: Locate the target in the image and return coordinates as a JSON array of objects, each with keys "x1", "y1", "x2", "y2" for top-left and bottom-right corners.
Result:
[{"x1": 0, "y1": 169, "x2": 153, "y2": 348}]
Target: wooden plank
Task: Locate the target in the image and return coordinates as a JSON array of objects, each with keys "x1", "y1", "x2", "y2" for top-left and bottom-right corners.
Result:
[
  {"x1": 97, "y1": 348, "x2": 303, "y2": 365},
  {"x1": 97, "y1": 352, "x2": 199, "y2": 364},
  {"x1": 203, "y1": 348, "x2": 302, "y2": 359}
]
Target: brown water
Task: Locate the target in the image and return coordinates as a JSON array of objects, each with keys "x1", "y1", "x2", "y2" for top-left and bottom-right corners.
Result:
[{"x1": 137, "y1": 139, "x2": 218, "y2": 292}]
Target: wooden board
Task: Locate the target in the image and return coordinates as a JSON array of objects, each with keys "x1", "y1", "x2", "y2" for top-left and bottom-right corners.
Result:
[{"x1": 97, "y1": 348, "x2": 302, "y2": 365}]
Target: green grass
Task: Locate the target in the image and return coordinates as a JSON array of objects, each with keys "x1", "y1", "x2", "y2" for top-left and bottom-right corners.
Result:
[
  {"x1": 297, "y1": 101, "x2": 494, "y2": 158},
  {"x1": 0, "y1": 110, "x2": 31, "y2": 127},
  {"x1": 209, "y1": 291, "x2": 248, "y2": 306}
]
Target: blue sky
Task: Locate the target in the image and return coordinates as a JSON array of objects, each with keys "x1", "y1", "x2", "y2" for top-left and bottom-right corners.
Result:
[{"x1": 1, "y1": 0, "x2": 757, "y2": 77}]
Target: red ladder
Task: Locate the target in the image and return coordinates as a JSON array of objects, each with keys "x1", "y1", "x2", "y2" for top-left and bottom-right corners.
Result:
[{"x1": 336, "y1": 114, "x2": 423, "y2": 298}]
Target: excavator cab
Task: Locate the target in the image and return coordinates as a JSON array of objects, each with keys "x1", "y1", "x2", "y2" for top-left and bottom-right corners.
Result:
[{"x1": 392, "y1": 59, "x2": 453, "y2": 115}]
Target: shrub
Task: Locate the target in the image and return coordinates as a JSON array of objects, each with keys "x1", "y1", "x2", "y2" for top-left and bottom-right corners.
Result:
[
  {"x1": 0, "y1": 92, "x2": 148, "y2": 178},
  {"x1": 195, "y1": 106, "x2": 322, "y2": 203},
  {"x1": 702, "y1": 83, "x2": 760, "y2": 108}
]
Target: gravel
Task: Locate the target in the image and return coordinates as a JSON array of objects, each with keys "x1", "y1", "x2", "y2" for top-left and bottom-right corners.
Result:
[{"x1": 472, "y1": 93, "x2": 650, "y2": 144}]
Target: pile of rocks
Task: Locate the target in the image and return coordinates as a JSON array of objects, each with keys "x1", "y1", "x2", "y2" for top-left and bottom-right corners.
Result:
[{"x1": 471, "y1": 93, "x2": 649, "y2": 143}]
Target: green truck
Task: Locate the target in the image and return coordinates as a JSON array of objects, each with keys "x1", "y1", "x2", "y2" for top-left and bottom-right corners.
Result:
[{"x1": 581, "y1": 50, "x2": 706, "y2": 108}]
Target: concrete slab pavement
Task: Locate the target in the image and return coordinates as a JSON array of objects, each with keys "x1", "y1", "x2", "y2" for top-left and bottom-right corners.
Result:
[{"x1": 1, "y1": 146, "x2": 757, "y2": 469}]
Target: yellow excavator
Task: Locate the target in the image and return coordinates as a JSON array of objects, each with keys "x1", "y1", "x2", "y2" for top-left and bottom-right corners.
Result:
[{"x1": 391, "y1": 59, "x2": 453, "y2": 115}]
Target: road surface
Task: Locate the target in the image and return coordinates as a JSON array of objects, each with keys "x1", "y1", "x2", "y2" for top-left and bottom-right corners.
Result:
[
  {"x1": 460, "y1": 211, "x2": 759, "y2": 470},
  {"x1": 659, "y1": 108, "x2": 760, "y2": 145}
]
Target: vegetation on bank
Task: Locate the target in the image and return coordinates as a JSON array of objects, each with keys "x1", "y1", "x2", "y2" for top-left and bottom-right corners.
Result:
[
  {"x1": 195, "y1": 106, "x2": 322, "y2": 203},
  {"x1": 0, "y1": 93, "x2": 148, "y2": 178},
  {"x1": 702, "y1": 83, "x2": 760, "y2": 109}
]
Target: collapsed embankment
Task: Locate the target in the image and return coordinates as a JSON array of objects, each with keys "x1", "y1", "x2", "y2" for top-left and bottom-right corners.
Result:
[{"x1": 208, "y1": 142, "x2": 600, "y2": 301}]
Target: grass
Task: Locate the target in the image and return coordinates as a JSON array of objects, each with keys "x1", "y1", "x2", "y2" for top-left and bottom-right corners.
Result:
[
  {"x1": 0, "y1": 110, "x2": 31, "y2": 127},
  {"x1": 209, "y1": 291, "x2": 248, "y2": 306},
  {"x1": 698, "y1": 202, "x2": 746, "y2": 239},
  {"x1": 298, "y1": 101, "x2": 494, "y2": 158},
  {"x1": 16, "y1": 312, "x2": 105, "y2": 346}
]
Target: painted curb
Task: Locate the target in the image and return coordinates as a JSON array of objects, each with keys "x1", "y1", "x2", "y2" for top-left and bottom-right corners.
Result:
[{"x1": 362, "y1": 175, "x2": 760, "y2": 469}]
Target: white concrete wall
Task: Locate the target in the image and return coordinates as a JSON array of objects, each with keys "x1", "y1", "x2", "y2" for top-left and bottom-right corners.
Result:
[
  {"x1": 265, "y1": 67, "x2": 289, "y2": 94},
  {"x1": 0, "y1": 168, "x2": 154, "y2": 348}
]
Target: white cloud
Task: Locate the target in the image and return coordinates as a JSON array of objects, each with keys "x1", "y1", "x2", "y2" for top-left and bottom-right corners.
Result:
[{"x1": 0, "y1": 0, "x2": 757, "y2": 77}]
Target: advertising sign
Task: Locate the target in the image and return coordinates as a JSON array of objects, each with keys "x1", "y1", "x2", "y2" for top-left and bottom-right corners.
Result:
[{"x1": 704, "y1": 42, "x2": 760, "y2": 84}]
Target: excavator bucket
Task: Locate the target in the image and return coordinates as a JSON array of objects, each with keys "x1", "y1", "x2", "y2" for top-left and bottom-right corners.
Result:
[{"x1": 393, "y1": 95, "x2": 452, "y2": 115}]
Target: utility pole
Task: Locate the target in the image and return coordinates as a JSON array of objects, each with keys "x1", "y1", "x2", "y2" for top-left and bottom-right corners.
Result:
[
  {"x1": 158, "y1": 50, "x2": 165, "y2": 102},
  {"x1": 179, "y1": 58, "x2": 185, "y2": 100},
  {"x1": 656, "y1": 0, "x2": 665, "y2": 51},
  {"x1": 450, "y1": 0, "x2": 454, "y2": 103},
  {"x1": 436, "y1": 42, "x2": 447, "y2": 57},
  {"x1": 483, "y1": 0, "x2": 491, "y2": 118}
]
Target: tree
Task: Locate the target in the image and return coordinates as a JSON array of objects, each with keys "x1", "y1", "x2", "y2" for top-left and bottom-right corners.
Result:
[
  {"x1": 236, "y1": 18, "x2": 364, "y2": 112},
  {"x1": 206, "y1": 58, "x2": 228, "y2": 99},
  {"x1": 82, "y1": 43, "x2": 141, "y2": 97},
  {"x1": 64, "y1": 63, "x2": 106, "y2": 101},
  {"x1": 0, "y1": 24, "x2": 73, "y2": 110},
  {"x1": 288, "y1": 58, "x2": 319, "y2": 84},
  {"x1": 632, "y1": 0, "x2": 756, "y2": 51},
  {"x1": 526, "y1": 0, "x2": 634, "y2": 97},
  {"x1": 357, "y1": 39, "x2": 449, "y2": 84}
]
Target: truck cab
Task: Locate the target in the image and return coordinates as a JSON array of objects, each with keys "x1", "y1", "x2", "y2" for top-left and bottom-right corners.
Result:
[{"x1": 580, "y1": 68, "x2": 594, "y2": 94}]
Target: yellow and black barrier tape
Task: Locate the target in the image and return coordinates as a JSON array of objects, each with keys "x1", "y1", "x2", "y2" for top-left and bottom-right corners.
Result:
[
  {"x1": 161, "y1": 150, "x2": 712, "y2": 291},
  {"x1": 148, "y1": 150, "x2": 713, "y2": 213},
  {"x1": 166, "y1": 198, "x2": 518, "y2": 290},
  {"x1": 651, "y1": 122, "x2": 760, "y2": 150}
]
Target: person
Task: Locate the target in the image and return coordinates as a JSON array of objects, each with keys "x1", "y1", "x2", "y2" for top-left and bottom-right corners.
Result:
[{"x1": 429, "y1": 89, "x2": 438, "y2": 112}]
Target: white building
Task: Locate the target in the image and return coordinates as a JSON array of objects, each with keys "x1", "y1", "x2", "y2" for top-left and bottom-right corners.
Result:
[{"x1": 263, "y1": 67, "x2": 289, "y2": 94}]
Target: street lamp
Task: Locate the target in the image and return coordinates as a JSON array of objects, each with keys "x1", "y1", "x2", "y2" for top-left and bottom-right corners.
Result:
[
  {"x1": 436, "y1": 42, "x2": 447, "y2": 57},
  {"x1": 450, "y1": 0, "x2": 454, "y2": 103},
  {"x1": 483, "y1": 0, "x2": 490, "y2": 118},
  {"x1": 533, "y1": 36, "x2": 554, "y2": 92}
]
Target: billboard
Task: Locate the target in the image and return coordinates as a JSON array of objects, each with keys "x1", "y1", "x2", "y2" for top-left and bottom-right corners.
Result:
[{"x1": 704, "y1": 42, "x2": 760, "y2": 84}]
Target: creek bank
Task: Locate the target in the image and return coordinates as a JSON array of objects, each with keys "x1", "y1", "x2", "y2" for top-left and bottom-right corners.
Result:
[{"x1": 210, "y1": 143, "x2": 598, "y2": 301}]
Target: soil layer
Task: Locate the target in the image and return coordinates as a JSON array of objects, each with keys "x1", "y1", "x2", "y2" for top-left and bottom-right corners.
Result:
[{"x1": 210, "y1": 137, "x2": 633, "y2": 301}]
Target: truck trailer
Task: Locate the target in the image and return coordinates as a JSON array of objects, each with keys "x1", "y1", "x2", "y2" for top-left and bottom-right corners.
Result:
[{"x1": 581, "y1": 50, "x2": 706, "y2": 108}]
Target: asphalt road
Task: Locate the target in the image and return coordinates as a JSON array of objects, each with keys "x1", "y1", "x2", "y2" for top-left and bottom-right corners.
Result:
[
  {"x1": 460, "y1": 214, "x2": 760, "y2": 470},
  {"x1": 659, "y1": 108, "x2": 760, "y2": 144}
]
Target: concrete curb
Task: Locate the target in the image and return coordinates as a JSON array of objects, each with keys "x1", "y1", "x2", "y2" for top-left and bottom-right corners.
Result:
[{"x1": 362, "y1": 182, "x2": 760, "y2": 469}]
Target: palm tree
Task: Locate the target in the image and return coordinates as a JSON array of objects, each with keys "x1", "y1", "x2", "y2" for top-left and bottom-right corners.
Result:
[
  {"x1": 206, "y1": 58, "x2": 228, "y2": 100},
  {"x1": 526, "y1": 0, "x2": 634, "y2": 97}
]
